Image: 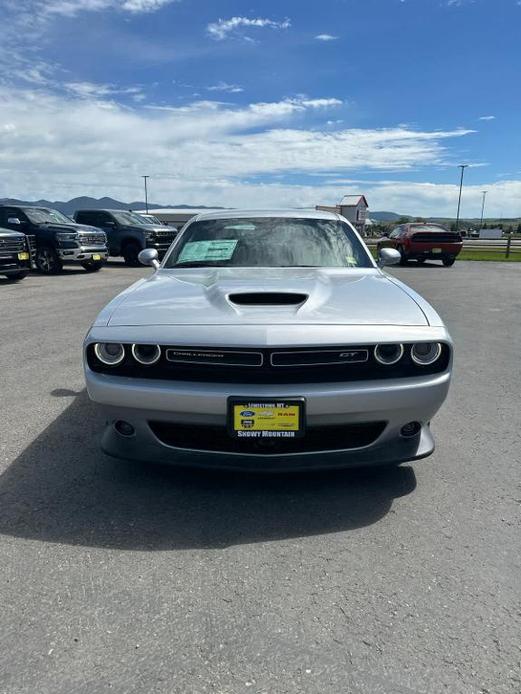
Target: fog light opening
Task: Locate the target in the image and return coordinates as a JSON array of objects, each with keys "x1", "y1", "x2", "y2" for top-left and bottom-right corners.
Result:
[
  {"x1": 400, "y1": 421, "x2": 421, "y2": 438},
  {"x1": 114, "y1": 420, "x2": 135, "y2": 437}
]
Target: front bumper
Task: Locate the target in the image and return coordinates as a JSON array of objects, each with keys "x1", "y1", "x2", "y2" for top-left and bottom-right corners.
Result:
[
  {"x1": 86, "y1": 368, "x2": 451, "y2": 471},
  {"x1": 0, "y1": 255, "x2": 31, "y2": 274},
  {"x1": 58, "y1": 246, "x2": 108, "y2": 262}
]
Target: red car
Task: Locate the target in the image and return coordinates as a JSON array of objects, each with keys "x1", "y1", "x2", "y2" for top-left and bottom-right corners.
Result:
[{"x1": 377, "y1": 223, "x2": 463, "y2": 267}]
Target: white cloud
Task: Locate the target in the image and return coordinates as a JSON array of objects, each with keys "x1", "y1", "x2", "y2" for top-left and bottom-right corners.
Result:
[
  {"x1": 315, "y1": 34, "x2": 339, "y2": 41},
  {"x1": 207, "y1": 16, "x2": 291, "y2": 41},
  {"x1": 206, "y1": 82, "x2": 244, "y2": 94},
  {"x1": 65, "y1": 81, "x2": 143, "y2": 98},
  {"x1": 0, "y1": 85, "x2": 497, "y2": 216},
  {"x1": 478, "y1": 115, "x2": 496, "y2": 121},
  {"x1": 41, "y1": 0, "x2": 178, "y2": 16}
]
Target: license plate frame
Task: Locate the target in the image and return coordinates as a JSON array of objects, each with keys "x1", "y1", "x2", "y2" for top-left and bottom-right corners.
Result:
[{"x1": 227, "y1": 397, "x2": 306, "y2": 439}]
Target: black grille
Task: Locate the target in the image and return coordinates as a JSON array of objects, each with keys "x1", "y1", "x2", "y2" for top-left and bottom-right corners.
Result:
[
  {"x1": 78, "y1": 234, "x2": 106, "y2": 246},
  {"x1": 148, "y1": 421, "x2": 386, "y2": 454},
  {"x1": 0, "y1": 238, "x2": 25, "y2": 253},
  {"x1": 411, "y1": 233, "x2": 462, "y2": 243},
  {"x1": 87, "y1": 343, "x2": 451, "y2": 383}
]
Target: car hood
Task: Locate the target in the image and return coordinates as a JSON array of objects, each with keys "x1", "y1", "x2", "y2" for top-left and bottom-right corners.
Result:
[
  {"x1": 107, "y1": 267, "x2": 429, "y2": 327},
  {"x1": 36, "y1": 222, "x2": 104, "y2": 234},
  {"x1": 0, "y1": 228, "x2": 24, "y2": 238}
]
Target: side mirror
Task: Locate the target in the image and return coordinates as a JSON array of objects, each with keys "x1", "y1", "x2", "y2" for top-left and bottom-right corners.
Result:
[
  {"x1": 138, "y1": 248, "x2": 160, "y2": 269},
  {"x1": 8, "y1": 217, "x2": 22, "y2": 225},
  {"x1": 377, "y1": 247, "x2": 401, "y2": 268}
]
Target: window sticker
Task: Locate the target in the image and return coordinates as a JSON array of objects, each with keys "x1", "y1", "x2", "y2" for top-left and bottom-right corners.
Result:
[
  {"x1": 178, "y1": 239, "x2": 238, "y2": 263},
  {"x1": 345, "y1": 255, "x2": 357, "y2": 266}
]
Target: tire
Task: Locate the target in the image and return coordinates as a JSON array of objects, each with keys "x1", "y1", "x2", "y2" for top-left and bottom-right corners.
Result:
[
  {"x1": 35, "y1": 245, "x2": 63, "y2": 274},
  {"x1": 122, "y1": 242, "x2": 142, "y2": 267},
  {"x1": 442, "y1": 256, "x2": 456, "y2": 267},
  {"x1": 81, "y1": 260, "x2": 104, "y2": 273},
  {"x1": 4, "y1": 271, "x2": 28, "y2": 282},
  {"x1": 398, "y1": 246, "x2": 409, "y2": 266}
]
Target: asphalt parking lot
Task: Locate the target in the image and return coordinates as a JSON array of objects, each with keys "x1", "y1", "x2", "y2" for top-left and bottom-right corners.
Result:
[{"x1": 1, "y1": 260, "x2": 520, "y2": 694}]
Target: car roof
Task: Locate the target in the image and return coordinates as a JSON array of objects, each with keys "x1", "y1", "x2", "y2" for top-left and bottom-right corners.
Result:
[
  {"x1": 192, "y1": 208, "x2": 342, "y2": 222},
  {"x1": 76, "y1": 209, "x2": 137, "y2": 213}
]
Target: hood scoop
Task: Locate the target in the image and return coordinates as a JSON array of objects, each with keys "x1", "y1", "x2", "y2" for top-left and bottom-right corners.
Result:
[{"x1": 228, "y1": 292, "x2": 308, "y2": 306}]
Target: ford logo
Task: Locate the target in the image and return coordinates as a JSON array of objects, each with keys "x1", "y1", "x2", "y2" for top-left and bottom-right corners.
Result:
[{"x1": 240, "y1": 410, "x2": 255, "y2": 417}]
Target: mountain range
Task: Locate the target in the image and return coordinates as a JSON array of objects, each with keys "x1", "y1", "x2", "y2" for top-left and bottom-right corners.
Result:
[
  {"x1": 0, "y1": 197, "x2": 517, "y2": 224},
  {"x1": 0, "y1": 196, "x2": 406, "y2": 220}
]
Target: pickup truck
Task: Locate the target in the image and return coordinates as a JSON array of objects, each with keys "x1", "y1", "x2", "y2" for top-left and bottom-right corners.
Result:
[
  {"x1": 0, "y1": 205, "x2": 108, "y2": 274},
  {"x1": 0, "y1": 227, "x2": 31, "y2": 281},
  {"x1": 73, "y1": 209, "x2": 178, "y2": 266}
]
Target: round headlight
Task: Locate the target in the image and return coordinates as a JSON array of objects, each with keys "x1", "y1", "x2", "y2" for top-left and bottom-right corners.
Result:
[
  {"x1": 94, "y1": 342, "x2": 125, "y2": 366},
  {"x1": 411, "y1": 342, "x2": 442, "y2": 366},
  {"x1": 132, "y1": 343, "x2": 161, "y2": 365},
  {"x1": 374, "y1": 343, "x2": 404, "y2": 365}
]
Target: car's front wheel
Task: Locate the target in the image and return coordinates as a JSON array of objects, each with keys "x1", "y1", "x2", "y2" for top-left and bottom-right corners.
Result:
[
  {"x1": 35, "y1": 246, "x2": 63, "y2": 274},
  {"x1": 81, "y1": 260, "x2": 104, "y2": 273},
  {"x1": 398, "y1": 245, "x2": 409, "y2": 265},
  {"x1": 442, "y1": 256, "x2": 456, "y2": 267},
  {"x1": 122, "y1": 242, "x2": 142, "y2": 267}
]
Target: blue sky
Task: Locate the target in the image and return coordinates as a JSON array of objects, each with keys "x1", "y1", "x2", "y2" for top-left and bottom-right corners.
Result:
[{"x1": 1, "y1": 0, "x2": 520, "y2": 216}]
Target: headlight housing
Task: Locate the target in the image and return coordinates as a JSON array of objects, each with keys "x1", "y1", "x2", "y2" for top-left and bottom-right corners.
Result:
[
  {"x1": 131, "y1": 344, "x2": 161, "y2": 365},
  {"x1": 94, "y1": 342, "x2": 125, "y2": 366},
  {"x1": 411, "y1": 342, "x2": 442, "y2": 366},
  {"x1": 374, "y1": 343, "x2": 404, "y2": 365},
  {"x1": 56, "y1": 232, "x2": 78, "y2": 241}
]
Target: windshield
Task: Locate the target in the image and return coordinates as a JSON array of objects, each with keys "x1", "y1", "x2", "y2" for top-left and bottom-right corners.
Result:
[
  {"x1": 24, "y1": 208, "x2": 73, "y2": 224},
  {"x1": 139, "y1": 214, "x2": 162, "y2": 225},
  {"x1": 112, "y1": 211, "x2": 149, "y2": 226},
  {"x1": 165, "y1": 217, "x2": 373, "y2": 269},
  {"x1": 411, "y1": 224, "x2": 449, "y2": 233}
]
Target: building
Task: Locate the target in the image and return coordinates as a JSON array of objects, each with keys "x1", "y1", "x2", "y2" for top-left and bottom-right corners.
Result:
[{"x1": 316, "y1": 195, "x2": 369, "y2": 234}]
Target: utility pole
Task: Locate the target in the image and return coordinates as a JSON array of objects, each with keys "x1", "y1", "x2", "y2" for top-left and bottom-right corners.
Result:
[
  {"x1": 480, "y1": 190, "x2": 487, "y2": 229},
  {"x1": 455, "y1": 164, "x2": 468, "y2": 233},
  {"x1": 142, "y1": 175, "x2": 150, "y2": 213}
]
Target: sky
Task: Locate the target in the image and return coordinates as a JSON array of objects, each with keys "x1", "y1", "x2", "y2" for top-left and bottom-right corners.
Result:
[{"x1": 0, "y1": 0, "x2": 520, "y2": 217}]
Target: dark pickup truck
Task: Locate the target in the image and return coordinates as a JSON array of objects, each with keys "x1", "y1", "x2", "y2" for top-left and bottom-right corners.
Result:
[
  {"x1": 0, "y1": 228, "x2": 31, "y2": 281},
  {"x1": 0, "y1": 205, "x2": 108, "y2": 274},
  {"x1": 73, "y1": 209, "x2": 178, "y2": 266}
]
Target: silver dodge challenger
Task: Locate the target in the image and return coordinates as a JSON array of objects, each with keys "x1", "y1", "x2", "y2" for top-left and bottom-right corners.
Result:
[{"x1": 84, "y1": 209, "x2": 453, "y2": 471}]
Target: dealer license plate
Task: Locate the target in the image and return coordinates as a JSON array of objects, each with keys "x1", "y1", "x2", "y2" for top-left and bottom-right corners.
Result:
[
  {"x1": 92, "y1": 254, "x2": 101, "y2": 261},
  {"x1": 431, "y1": 248, "x2": 442, "y2": 253},
  {"x1": 228, "y1": 398, "x2": 305, "y2": 439}
]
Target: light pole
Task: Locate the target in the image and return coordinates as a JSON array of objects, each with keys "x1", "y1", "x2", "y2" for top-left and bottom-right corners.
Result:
[
  {"x1": 480, "y1": 190, "x2": 487, "y2": 229},
  {"x1": 142, "y1": 175, "x2": 150, "y2": 213},
  {"x1": 455, "y1": 164, "x2": 468, "y2": 233}
]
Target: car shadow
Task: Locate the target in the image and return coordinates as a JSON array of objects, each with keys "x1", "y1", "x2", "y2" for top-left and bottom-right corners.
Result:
[{"x1": 0, "y1": 391, "x2": 416, "y2": 551}]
